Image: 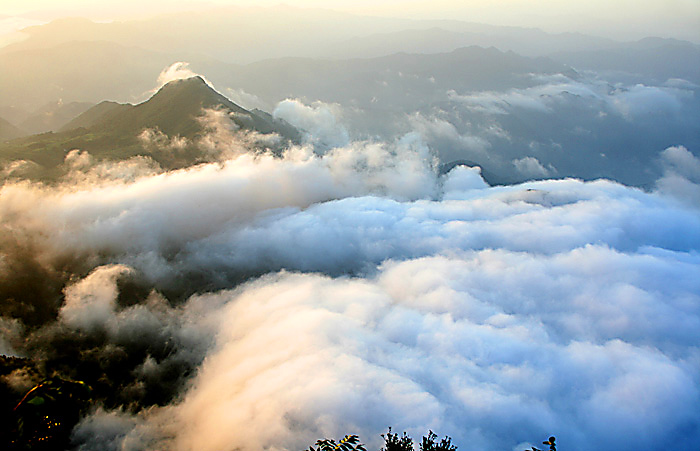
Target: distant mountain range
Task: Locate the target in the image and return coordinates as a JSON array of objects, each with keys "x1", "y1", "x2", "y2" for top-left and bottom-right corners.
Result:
[
  {"x1": 1, "y1": 10, "x2": 697, "y2": 188},
  {"x1": 6, "y1": 8, "x2": 695, "y2": 63},
  {"x1": 552, "y1": 37, "x2": 700, "y2": 84},
  {"x1": 1, "y1": 19, "x2": 697, "y2": 113},
  {"x1": 19, "y1": 100, "x2": 94, "y2": 135},
  {"x1": 0, "y1": 41, "x2": 578, "y2": 112},
  {"x1": 0, "y1": 101, "x2": 96, "y2": 141},
  {"x1": 0, "y1": 76, "x2": 299, "y2": 179},
  {"x1": 323, "y1": 25, "x2": 620, "y2": 59},
  {"x1": 0, "y1": 10, "x2": 620, "y2": 63},
  {"x1": 222, "y1": 46, "x2": 574, "y2": 109}
]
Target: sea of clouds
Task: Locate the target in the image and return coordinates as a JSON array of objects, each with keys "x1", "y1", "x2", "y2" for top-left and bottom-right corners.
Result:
[{"x1": 1, "y1": 77, "x2": 699, "y2": 451}]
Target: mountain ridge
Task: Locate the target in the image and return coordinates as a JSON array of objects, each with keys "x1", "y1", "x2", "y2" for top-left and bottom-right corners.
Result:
[
  {"x1": 0, "y1": 76, "x2": 299, "y2": 178},
  {"x1": 64, "y1": 76, "x2": 299, "y2": 139}
]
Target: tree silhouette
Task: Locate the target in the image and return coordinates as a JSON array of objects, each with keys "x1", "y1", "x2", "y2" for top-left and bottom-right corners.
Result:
[
  {"x1": 307, "y1": 428, "x2": 458, "y2": 451},
  {"x1": 527, "y1": 436, "x2": 556, "y2": 451},
  {"x1": 381, "y1": 427, "x2": 413, "y2": 451},
  {"x1": 308, "y1": 434, "x2": 367, "y2": 451}
]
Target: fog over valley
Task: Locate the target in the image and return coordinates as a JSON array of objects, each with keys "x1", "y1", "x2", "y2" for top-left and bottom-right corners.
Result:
[{"x1": 0, "y1": 3, "x2": 699, "y2": 451}]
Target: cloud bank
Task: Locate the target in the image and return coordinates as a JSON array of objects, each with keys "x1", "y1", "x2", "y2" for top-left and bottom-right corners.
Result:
[
  {"x1": 1, "y1": 114, "x2": 699, "y2": 451},
  {"x1": 273, "y1": 99, "x2": 350, "y2": 149}
]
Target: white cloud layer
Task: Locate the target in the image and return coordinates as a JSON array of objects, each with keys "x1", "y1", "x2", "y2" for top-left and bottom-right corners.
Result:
[
  {"x1": 512, "y1": 156, "x2": 555, "y2": 178},
  {"x1": 408, "y1": 113, "x2": 491, "y2": 158},
  {"x1": 656, "y1": 145, "x2": 700, "y2": 207},
  {"x1": 273, "y1": 99, "x2": 350, "y2": 149},
  {"x1": 2, "y1": 130, "x2": 699, "y2": 450},
  {"x1": 448, "y1": 75, "x2": 692, "y2": 121},
  {"x1": 59, "y1": 264, "x2": 133, "y2": 332},
  {"x1": 73, "y1": 243, "x2": 700, "y2": 451}
]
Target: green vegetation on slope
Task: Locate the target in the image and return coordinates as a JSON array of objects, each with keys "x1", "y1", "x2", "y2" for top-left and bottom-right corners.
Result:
[{"x1": 0, "y1": 76, "x2": 299, "y2": 181}]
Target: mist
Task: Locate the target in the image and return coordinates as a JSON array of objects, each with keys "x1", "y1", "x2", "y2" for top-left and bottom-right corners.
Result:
[
  {"x1": 2, "y1": 102, "x2": 700, "y2": 449},
  {"x1": 1, "y1": 3, "x2": 700, "y2": 450},
  {"x1": 2, "y1": 1, "x2": 698, "y2": 43}
]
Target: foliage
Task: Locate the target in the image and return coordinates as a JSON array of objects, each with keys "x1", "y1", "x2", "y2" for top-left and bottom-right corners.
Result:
[
  {"x1": 310, "y1": 428, "x2": 457, "y2": 451},
  {"x1": 528, "y1": 436, "x2": 556, "y2": 451},
  {"x1": 419, "y1": 431, "x2": 457, "y2": 451},
  {"x1": 381, "y1": 427, "x2": 414, "y2": 451},
  {"x1": 310, "y1": 429, "x2": 558, "y2": 451},
  {"x1": 308, "y1": 434, "x2": 367, "y2": 451},
  {"x1": 6, "y1": 376, "x2": 92, "y2": 450}
]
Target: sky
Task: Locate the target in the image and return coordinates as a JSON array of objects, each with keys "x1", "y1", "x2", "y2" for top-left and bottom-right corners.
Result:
[{"x1": 0, "y1": 0, "x2": 698, "y2": 42}]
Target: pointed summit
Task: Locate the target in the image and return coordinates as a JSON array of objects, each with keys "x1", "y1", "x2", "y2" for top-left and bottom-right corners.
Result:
[
  {"x1": 150, "y1": 76, "x2": 239, "y2": 116},
  {"x1": 65, "y1": 76, "x2": 298, "y2": 140},
  {"x1": 2, "y1": 77, "x2": 299, "y2": 178}
]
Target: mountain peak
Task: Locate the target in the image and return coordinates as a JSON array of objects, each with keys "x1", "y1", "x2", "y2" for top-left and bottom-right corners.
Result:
[
  {"x1": 148, "y1": 76, "x2": 249, "y2": 122},
  {"x1": 63, "y1": 75, "x2": 299, "y2": 142},
  {"x1": 163, "y1": 75, "x2": 208, "y2": 87},
  {"x1": 155, "y1": 75, "x2": 215, "y2": 97}
]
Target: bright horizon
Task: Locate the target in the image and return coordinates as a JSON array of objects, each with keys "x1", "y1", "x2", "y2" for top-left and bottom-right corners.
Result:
[{"x1": 1, "y1": 0, "x2": 699, "y2": 43}]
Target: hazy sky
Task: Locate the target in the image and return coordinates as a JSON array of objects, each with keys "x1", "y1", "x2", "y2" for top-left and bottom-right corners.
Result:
[{"x1": 1, "y1": 0, "x2": 699, "y2": 42}]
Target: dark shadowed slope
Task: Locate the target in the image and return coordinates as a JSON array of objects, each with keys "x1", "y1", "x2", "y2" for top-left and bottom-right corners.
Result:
[
  {"x1": 59, "y1": 101, "x2": 131, "y2": 131},
  {"x1": 0, "y1": 117, "x2": 25, "y2": 141}
]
